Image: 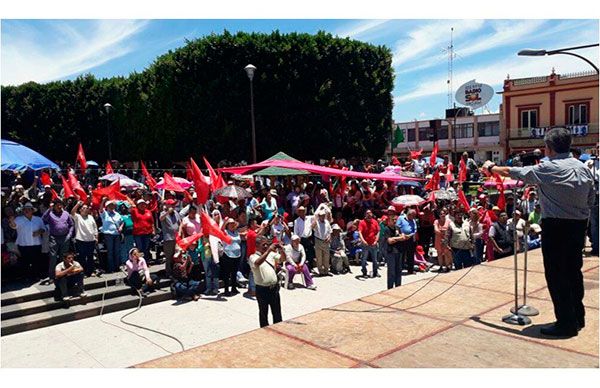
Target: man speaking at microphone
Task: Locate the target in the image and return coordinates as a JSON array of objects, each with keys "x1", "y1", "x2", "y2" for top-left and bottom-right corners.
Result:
[{"x1": 483, "y1": 127, "x2": 595, "y2": 337}]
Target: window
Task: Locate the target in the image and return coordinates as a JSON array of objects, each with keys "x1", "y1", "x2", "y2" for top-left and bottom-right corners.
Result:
[
  {"x1": 454, "y1": 123, "x2": 474, "y2": 139},
  {"x1": 477, "y1": 121, "x2": 500, "y2": 137},
  {"x1": 407, "y1": 128, "x2": 416, "y2": 142},
  {"x1": 567, "y1": 103, "x2": 588, "y2": 125},
  {"x1": 418, "y1": 127, "x2": 430, "y2": 141},
  {"x1": 438, "y1": 125, "x2": 449, "y2": 140},
  {"x1": 520, "y1": 109, "x2": 538, "y2": 128}
]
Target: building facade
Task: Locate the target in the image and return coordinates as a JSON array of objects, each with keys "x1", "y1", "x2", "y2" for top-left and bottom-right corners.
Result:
[
  {"x1": 501, "y1": 70, "x2": 599, "y2": 156},
  {"x1": 387, "y1": 113, "x2": 503, "y2": 163}
]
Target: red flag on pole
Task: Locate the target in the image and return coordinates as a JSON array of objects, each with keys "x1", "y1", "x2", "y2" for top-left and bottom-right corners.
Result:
[
  {"x1": 105, "y1": 161, "x2": 114, "y2": 175},
  {"x1": 200, "y1": 211, "x2": 233, "y2": 244},
  {"x1": 91, "y1": 180, "x2": 129, "y2": 209},
  {"x1": 50, "y1": 189, "x2": 59, "y2": 201},
  {"x1": 68, "y1": 172, "x2": 88, "y2": 202},
  {"x1": 76, "y1": 143, "x2": 87, "y2": 175},
  {"x1": 190, "y1": 157, "x2": 210, "y2": 204},
  {"x1": 60, "y1": 175, "x2": 75, "y2": 199},
  {"x1": 458, "y1": 158, "x2": 467, "y2": 183},
  {"x1": 140, "y1": 161, "x2": 157, "y2": 190},
  {"x1": 424, "y1": 170, "x2": 440, "y2": 191},
  {"x1": 430, "y1": 142, "x2": 439, "y2": 167},
  {"x1": 203, "y1": 157, "x2": 226, "y2": 191},
  {"x1": 494, "y1": 174, "x2": 506, "y2": 211},
  {"x1": 176, "y1": 231, "x2": 204, "y2": 251},
  {"x1": 162, "y1": 172, "x2": 186, "y2": 192},
  {"x1": 410, "y1": 148, "x2": 423, "y2": 160},
  {"x1": 40, "y1": 172, "x2": 53, "y2": 186},
  {"x1": 457, "y1": 189, "x2": 471, "y2": 211}
]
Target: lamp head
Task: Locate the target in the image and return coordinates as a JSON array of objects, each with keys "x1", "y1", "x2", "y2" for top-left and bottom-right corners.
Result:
[
  {"x1": 518, "y1": 49, "x2": 547, "y2": 57},
  {"x1": 244, "y1": 64, "x2": 257, "y2": 80}
]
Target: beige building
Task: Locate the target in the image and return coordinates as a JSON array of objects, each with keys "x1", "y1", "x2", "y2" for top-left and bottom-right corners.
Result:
[
  {"x1": 501, "y1": 69, "x2": 599, "y2": 156},
  {"x1": 387, "y1": 112, "x2": 504, "y2": 163}
]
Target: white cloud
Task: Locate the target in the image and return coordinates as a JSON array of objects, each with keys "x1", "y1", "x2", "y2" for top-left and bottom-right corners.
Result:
[
  {"x1": 419, "y1": 112, "x2": 427, "y2": 117},
  {"x1": 392, "y1": 19, "x2": 485, "y2": 66},
  {"x1": 334, "y1": 19, "x2": 392, "y2": 39},
  {"x1": 394, "y1": 46, "x2": 599, "y2": 104},
  {"x1": 1, "y1": 20, "x2": 148, "y2": 85}
]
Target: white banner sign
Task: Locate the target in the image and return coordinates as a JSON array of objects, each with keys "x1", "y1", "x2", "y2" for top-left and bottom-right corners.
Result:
[{"x1": 530, "y1": 125, "x2": 588, "y2": 138}]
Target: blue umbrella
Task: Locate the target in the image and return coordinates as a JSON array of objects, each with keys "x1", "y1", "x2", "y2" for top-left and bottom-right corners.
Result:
[
  {"x1": 1, "y1": 139, "x2": 60, "y2": 172},
  {"x1": 86, "y1": 160, "x2": 99, "y2": 167},
  {"x1": 579, "y1": 153, "x2": 591, "y2": 162}
]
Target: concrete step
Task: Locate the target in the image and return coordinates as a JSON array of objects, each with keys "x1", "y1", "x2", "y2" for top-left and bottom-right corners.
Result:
[
  {"x1": 1, "y1": 288, "x2": 174, "y2": 336},
  {"x1": 1, "y1": 264, "x2": 166, "y2": 306},
  {"x1": 1, "y1": 278, "x2": 172, "y2": 320}
]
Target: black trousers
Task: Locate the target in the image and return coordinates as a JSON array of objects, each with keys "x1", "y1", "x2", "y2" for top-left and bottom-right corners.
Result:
[
  {"x1": 18, "y1": 245, "x2": 44, "y2": 279},
  {"x1": 255, "y1": 284, "x2": 282, "y2": 327},
  {"x1": 300, "y1": 237, "x2": 315, "y2": 269},
  {"x1": 399, "y1": 239, "x2": 416, "y2": 274},
  {"x1": 418, "y1": 225, "x2": 434, "y2": 254},
  {"x1": 220, "y1": 254, "x2": 239, "y2": 292},
  {"x1": 541, "y1": 218, "x2": 587, "y2": 330}
]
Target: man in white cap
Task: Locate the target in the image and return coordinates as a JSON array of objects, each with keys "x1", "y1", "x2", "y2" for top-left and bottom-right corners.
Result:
[
  {"x1": 293, "y1": 206, "x2": 315, "y2": 270},
  {"x1": 8, "y1": 202, "x2": 46, "y2": 280},
  {"x1": 283, "y1": 234, "x2": 316, "y2": 289},
  {"x1": 311, "y1": 209, "x2": 332, "y2": 276}
]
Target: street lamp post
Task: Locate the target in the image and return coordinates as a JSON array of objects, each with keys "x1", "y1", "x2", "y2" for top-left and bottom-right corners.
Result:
[
  {"x1": 518, "y1": 43, "x2": 599, "y2": 74},
  {"x1": 244, "y1": 64, "x2": 257, "y2": 164},
  {"x1": 103, "y1": 103, "x2": 113, "y2": 161}
]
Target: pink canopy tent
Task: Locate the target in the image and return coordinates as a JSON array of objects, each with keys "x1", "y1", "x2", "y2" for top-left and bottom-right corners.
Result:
[{"x1": 219, "y1": 159, "x2": 424, "y2": 182}]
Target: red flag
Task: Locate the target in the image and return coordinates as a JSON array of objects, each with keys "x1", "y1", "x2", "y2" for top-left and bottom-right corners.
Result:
[
  {"x1": 91, "y1": 180, "x2": 129, "y2": 209},
  {"x1": 494, "y1": 174, "x2": 506, "y2": 211},
  {"x1": 200, "y1": 211, "x2": 232, "y2": 244},
  {"x1": 185, "y1": 162, "x2": 194, "y2": 181},
  {"x1": 458, "y1": 158, "x2": 467, "y2": 183},
  {"x1": 105, "y1": 161, "x2": 114, "y2": 175},
  {"x1": 50, "y1": 189, "x2": 59, "y2": 201},
  {"x1": 40, "y1": 172, "x2": 53, "y2": 186},
  {"x1": 424, "y1": 170, "x2": 440, "y2": 191},
  {"x1": 162, "y1": 172, "x2": 186, "y2": 192},
  {"x1": 391, "y1": 156, "x2": 400, "y2": 166},
  {"x1": 140, "y1": 161, "x2": 157, "y2": 190},
  {"x1": 410, "y1": 148, "x2": 423, "y2": 160},
  {"x1": 176, "y1": 231, "x2": 204, "y2": 251},
  {"x1": 429, "y1": 191, "x2": 436, "y2": 203},
  {"x1": 68, "y1": 172, "x2": 88, "y2": 202},
  {"x1": 203, "y1": 157, "x2": 226, "y2": 191},
  {"x1": 76, "y1": 143, "x2": 87, "y2": 175},
  {"x1": 190, "y1": 157, "x2": 210, "y2": 204},
  {"x1": 60, "y1": 175, "x2": 75, "y2": 199},
  {"x1": 430, "y1": 142, "x2": 439, "y2": 167},
  {"x1": 457, "y1": 189, "x2": 471, "y2": 211}
]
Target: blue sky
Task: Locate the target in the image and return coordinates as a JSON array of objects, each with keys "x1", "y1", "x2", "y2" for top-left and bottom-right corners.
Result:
[{"x1": 1, "y1": 19, "x2": 598, "y2": 123}]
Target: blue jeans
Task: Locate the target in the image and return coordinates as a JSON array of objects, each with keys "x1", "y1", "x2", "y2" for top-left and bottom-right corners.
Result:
[
  {"x1": 202, "y1": 256, "x2": 219, "y2": 294},
  {"x1": 120, "y1": 234, "x2": 135, "y2": 264},
  {"x1": 386, "y1": 252, "x2": 402, "y2": 289},
  {"x1": 104, "y1": 234, "x2": 121, "y2": 273},
  {"x1": 248, "y1": 271, "x2": 256, "y2": 292},
  {"x1": 175, "y1": 279, "x2": 201, "y2": 298},
  {"x1": 134, "y1": 234, "x2": 152, "y2": 262},
  {"x1": 361, "y1": 245, "x2": 379, "y2": 276},
  {"x1": 452, "y1": 248, "x2": 472, "y2": 270}
]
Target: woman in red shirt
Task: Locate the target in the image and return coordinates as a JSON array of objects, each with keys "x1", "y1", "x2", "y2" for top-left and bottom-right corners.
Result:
[{"x1": 130, "y1": 199, "x2": 156, "y2": 263}]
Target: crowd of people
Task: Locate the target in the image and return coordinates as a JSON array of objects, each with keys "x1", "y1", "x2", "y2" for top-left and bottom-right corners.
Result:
[{"x1": 1, "y1": 142, "x2": 598, "y2": 327}]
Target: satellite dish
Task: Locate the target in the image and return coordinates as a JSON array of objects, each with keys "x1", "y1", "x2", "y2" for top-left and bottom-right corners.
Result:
[{"x1": 455, "y1": 79, "x2": 494, "y2": 110}]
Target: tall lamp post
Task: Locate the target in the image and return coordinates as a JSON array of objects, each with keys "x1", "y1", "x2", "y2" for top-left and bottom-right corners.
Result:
[
  {"x1": 518, "y1": 43, "x2": 599, "y2": 74},
  {"x1": 103, "y1": 103, "x2": 113, "y2": 161},
  {"x1": 244, "y1": 64, "x2": 257, "y2": 164}
]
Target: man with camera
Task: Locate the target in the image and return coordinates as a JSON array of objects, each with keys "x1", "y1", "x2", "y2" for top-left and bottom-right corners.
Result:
[{"x1": 249, "y1": 236, "x2": 286, "y2": 327}]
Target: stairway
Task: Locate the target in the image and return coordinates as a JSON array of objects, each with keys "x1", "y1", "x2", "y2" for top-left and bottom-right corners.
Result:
[{"x1": 1, "y1": 265, "x2": 174, "y2": 336}]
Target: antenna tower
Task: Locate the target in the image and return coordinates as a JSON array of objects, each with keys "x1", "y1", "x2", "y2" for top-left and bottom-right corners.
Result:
[{"x1": 447, "y1": 27, "x2": 455, "y2": 108}]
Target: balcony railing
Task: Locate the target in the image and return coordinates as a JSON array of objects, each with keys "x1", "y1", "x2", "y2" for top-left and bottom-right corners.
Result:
[
  {"x1": 509, "y1": 123, "x2": 599, "y2": 139},
  {"x1": 512, "y1": 76, "x2": 548, "y2": 86},
  {"x1": 559, "y1": 70, "x2": 598, "y2": 80}
]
